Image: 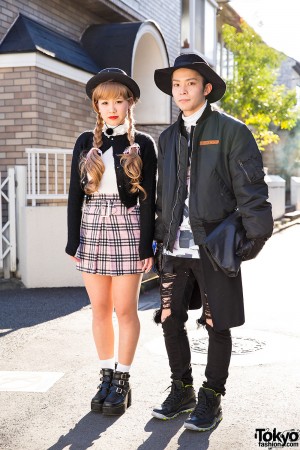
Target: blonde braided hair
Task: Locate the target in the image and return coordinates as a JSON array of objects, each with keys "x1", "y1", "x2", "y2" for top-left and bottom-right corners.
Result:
[
  {"x1": 119, "y1": 107, "x2": 146, "y2": 199},
  {"x1": 79, "y1": 81, "x2": 146, "y2": 199},
  {"x1": 79, "y1": 111, "x2": 105, "y2": 195}
]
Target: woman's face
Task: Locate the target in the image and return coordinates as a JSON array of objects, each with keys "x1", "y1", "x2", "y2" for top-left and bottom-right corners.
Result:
[{"x1": 97, "y1": 97, "x2": 131, "y2": 126}]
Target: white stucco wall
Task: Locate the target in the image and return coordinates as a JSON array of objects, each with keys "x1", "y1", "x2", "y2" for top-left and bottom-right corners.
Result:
[{"x1": 18, "y1": 206, "x2": 84, "y2": 288}]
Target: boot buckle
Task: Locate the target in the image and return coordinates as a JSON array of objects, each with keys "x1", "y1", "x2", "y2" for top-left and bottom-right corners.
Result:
[
  {"x1": 118, "y1": 380, "x2": 125, "y2": 386},
  {"x1": 116, "y1": 387, "x2": 123, "y2": 394}
]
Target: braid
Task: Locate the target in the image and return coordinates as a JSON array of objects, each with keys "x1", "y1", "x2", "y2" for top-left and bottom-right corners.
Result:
[
  {"x1": 93, "y1": 111, "x2": 104, "y2": 149},
  {"x1": 120, "y1": 106, "x2": 147, "y2": 200},
  {"x1": 79, "y1": 109, "x2": 105, "y2": 195},
  {"x1": 127, "y1": 107, "x2": 135, "y2": 146}
]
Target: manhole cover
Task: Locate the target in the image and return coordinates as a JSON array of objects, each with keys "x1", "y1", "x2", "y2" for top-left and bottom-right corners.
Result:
[{"x1": 190, "y1": 336, "x2": 266, "y2": 355}]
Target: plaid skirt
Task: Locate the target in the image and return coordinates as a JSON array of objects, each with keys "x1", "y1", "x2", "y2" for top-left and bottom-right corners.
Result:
[{"x1": 76, "y1": 193, "x2": 144, "y2": 276}]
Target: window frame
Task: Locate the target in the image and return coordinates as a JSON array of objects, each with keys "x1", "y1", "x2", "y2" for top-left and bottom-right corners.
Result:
[{"x1": 181, "y1": 0, "x2": 218, "y2": 66}]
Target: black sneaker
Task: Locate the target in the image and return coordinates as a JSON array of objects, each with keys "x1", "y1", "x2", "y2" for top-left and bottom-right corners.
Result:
[
  {"x1": 152, "y1": 380, "x2": 196, "y2": 420},
  {"x1": 184, "y1": 387, "x2": 222, "y2": 431}
]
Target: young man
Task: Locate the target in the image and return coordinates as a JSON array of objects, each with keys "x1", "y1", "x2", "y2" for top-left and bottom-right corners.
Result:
[{"x1": 152, "y1": 54, "x2": 273, "y2": 431}]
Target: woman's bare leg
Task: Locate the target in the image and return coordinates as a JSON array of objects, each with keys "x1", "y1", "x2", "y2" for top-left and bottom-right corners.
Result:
[
  {"x1": 82, "y1": 272, "x2": 114, "y2": 359},
  {"x1": 112, "y1": 273, "x2": 143, "y2": 365}
]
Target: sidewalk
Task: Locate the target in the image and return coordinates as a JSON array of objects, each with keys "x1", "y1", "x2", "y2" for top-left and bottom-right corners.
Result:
[{"x1": 0, "y1": 225, "x2": 300, "y2": 450}]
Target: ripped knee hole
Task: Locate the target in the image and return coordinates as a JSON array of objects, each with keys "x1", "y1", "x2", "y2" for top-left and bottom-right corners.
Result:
[{"x1": 161, "y1": 308, "x2": 171, "y2": 323}]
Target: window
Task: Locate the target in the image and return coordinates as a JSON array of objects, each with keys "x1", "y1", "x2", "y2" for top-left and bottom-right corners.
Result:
[
  {"x1": 195, "y1": 0, "x2": 204, "y2": 54},
  {"x1": 204, "y1": 1, "x2": 216, "y2": 61},
  {"x1": 181, "y1": 0, "x2": 217, "y2": 65},
  {"x1": 296, "y1": 85, "x2": 300, "y2": 108},
  {"x1": 181, "y1": 0, "x2": 190, "y2": 48},
  {"x1": 216, "y1": 36, "x2": 234, "y2": 80}
]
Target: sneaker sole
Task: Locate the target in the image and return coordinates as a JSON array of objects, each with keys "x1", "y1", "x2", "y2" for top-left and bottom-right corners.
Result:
[
  {"x1": 184, "y1": 413, "x2": 223, "y2": 431},
  {"x1": 151, "y1": 407, "x2": 194, "y2": 421}
]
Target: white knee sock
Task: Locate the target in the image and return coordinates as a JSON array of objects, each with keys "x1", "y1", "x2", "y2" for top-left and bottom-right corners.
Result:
[
  {"x1": 99, "y1": 357, "x2": 115, "y2": 370},
  {"x1": 116, "y1": 362, "x2": 131, "y2": 373}
]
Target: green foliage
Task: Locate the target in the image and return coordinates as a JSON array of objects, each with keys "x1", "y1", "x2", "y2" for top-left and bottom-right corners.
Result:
[{"x1": 221, "y1": 21, "x2": 299, "y2": 150}]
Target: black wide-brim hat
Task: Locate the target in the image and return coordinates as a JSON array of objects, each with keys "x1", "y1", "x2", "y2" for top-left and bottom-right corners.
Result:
[
  {"x1": 86, "y1": 68, "x2": 140, "y2": 100},
  {"x1": 154, "y1": 53, "x2": 226, "y2": 103}
]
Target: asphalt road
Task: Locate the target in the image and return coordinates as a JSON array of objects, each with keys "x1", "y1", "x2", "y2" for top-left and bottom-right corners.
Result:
[{"x1": 0, "y1": 224, "x2": 299, "y2": 450}]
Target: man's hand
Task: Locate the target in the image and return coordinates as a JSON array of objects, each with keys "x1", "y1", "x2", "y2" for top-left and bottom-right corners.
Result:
[
  {"x1": 236, "y1": 238, "x2": 266, "y2": 261},
  {"x1": 154, "y1": 242, "x2": 164, "y2": 274}
]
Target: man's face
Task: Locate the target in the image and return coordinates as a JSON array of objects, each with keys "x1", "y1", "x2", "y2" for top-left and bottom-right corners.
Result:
[{"x1": 171, "y1": 68, "x2": 212, "y2": 116}]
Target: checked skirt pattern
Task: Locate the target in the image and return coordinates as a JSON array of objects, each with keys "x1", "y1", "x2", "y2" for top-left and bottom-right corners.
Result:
[{"x1": 76, "y1": 194, "x2": 143, "y2": 276}]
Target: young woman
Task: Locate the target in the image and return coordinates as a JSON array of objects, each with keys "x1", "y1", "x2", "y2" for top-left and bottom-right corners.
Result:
[{"x1": 65, "y1": 68, "x2": 157, "y2": 416}]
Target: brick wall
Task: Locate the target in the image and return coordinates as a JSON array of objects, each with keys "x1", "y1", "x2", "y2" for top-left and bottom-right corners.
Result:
[
  {"x1": 0, "y1": 66, "x2": 95, "y2": 169},
  {"x1": 0, "y1": 65, "x2": 97, "y2": 205},
  {"x1": 0, "y1": 62, "x2": 172, "y2": 205},
  {"x1": 0, "y1": 0, "x2": 182, "y2": 204}
]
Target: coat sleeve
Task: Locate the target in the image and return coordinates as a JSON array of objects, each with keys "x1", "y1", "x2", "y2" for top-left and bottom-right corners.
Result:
[
  {"x1": 154, "y1": 136, "x2": 164, "y2": 243},
  {"x1": 138, "y1": 134, "x2": 158, "y2": 259},
  {"x1": 65, "y1": 133, "x2": 90, "y2": 256},
  {"x1": 229, "y1": 124, "x2": 273, "y2": 240}
]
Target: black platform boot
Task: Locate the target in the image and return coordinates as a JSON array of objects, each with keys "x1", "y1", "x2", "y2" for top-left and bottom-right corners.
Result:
[
  {"x1": 102, "y1": 371, "x2": 131, "y2": 416},
  {"x1": 91, "y1": 368, "x2": 114, "y2": 413}
]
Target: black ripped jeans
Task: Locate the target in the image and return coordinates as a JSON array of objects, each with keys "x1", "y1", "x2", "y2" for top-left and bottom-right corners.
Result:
[{"x1": 155, "y1": 256, "x2": 232, "y2": 395}]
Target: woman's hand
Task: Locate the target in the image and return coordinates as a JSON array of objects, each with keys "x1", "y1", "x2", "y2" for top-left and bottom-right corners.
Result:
[
  {"x1": 141, "y1": 257, "x2": 154, "y2": 273},
  {"x1": 69, "y1": 255, "x2": 80, "y2": 263}
]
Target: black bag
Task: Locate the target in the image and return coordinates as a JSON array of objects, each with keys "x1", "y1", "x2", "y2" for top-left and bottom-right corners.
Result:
[{"x1": 203, "y1": 210, "x2": 246, "y2": 277}]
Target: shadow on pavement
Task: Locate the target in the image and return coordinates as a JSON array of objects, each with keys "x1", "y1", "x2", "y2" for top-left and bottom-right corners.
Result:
[
  {"x1": 47, "y1": 411, "x2": 119, "y2": 450},
  {"x1": 0, "y1": 287, "x2": 89, "y2": 337},
  {"x1": 0, "y1": 285, "x2": 160, "y2": 338},
  {"x1": 178, "y1": 426, "x2": 219, "y2": 449},
  {"x1": 136, "y1": 416, "x2": 214, "y2": 450},
  {"x1": 137, "y1": 416, "x2": 220, "y2": 450},
  {"x1": 138, "y1": 286, "x2": 160, "y2": 311}
]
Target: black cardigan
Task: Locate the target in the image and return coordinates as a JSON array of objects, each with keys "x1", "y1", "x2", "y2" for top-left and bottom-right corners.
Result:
[{"x1": 65, "y1": 130, "x2": 157, "y2": 260}]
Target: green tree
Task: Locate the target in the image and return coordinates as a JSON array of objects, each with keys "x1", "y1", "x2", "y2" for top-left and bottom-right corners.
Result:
[{"x1": 221, "y1": 21, "x2": 299, "y2": 150}]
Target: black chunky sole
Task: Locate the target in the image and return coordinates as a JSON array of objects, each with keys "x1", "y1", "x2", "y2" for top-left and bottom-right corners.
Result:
[
  {"x1": 91, "y1": 401, "x2": 103, "y2": 413},
  {"x1": 102, "y1": 389, "x2": 132, "y2": 416}
]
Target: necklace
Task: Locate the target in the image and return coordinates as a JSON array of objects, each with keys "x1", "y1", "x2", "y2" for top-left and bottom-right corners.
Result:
[{"x1": 105, "y1": 122, "x2": 122, "y2": 136}]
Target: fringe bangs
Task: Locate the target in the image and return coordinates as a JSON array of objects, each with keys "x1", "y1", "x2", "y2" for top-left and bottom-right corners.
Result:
[{"x1": 92, "y1": 82, "x2": 133, "y2": 101}]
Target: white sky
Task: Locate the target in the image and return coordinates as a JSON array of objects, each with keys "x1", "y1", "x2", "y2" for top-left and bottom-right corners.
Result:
[{"x1": 230, "y1": 0, "x2": 300, "y2": 62}]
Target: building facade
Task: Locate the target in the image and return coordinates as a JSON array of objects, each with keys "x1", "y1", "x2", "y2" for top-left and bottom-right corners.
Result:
[
  {"x1": 0, "y1": 0, "x2": 182, "y2": 179},
  {"x1": 0, "y1": 0, "x2": 221, "y2": 284}
]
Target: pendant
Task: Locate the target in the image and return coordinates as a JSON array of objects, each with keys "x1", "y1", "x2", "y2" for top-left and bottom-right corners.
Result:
[{"x1": 106, "y1": 128, "x2": 114, "y2": 136}]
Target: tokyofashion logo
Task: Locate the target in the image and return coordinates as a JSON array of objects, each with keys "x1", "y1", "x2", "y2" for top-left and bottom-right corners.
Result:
[{"x1": 255, "y1": 428, "x2": 300, "y2": 448}]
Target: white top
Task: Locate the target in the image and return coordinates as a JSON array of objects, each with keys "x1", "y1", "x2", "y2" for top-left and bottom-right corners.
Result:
[
  {"x1": 181, "y1": 100, "x2": 207, "y2": 132},
  {"x1": 88, "y1": 120, "x2": 130, "y2": 194},
  {"x1": 98, "y1": 147, "x2": 119, "y2": 194}
]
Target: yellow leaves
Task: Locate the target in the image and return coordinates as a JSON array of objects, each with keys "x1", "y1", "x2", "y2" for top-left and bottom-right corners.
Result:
[{"x1": 253, "y1": 130, "x2": 280, "y2": 151}]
